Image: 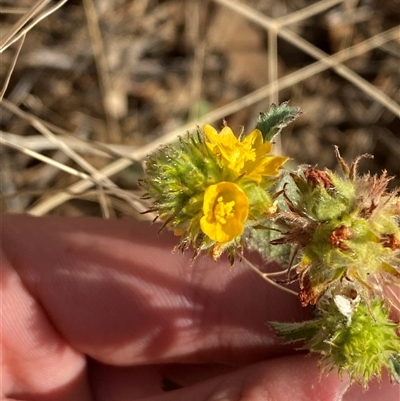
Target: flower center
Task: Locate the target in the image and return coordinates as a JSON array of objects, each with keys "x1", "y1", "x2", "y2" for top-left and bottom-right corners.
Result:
[
  {"x1": 214, "y1": 196, "x2": 235, "y2": 224},
  {"x1": 231, "y1": 144, "x2": 256, "y2": 170},
  {"x1": 200, "y1": 181, "x2": 250, "y2": 243}
]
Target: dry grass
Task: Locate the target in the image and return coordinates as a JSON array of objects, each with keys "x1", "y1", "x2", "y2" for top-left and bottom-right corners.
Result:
[{"x1": 1, "y1": 0, "x2": 400, "y2": 218}]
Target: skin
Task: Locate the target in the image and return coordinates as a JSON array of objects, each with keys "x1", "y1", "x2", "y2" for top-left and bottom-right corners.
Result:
[{"x1": 1, "y1": 214, "x2": 399, "y2": 401}]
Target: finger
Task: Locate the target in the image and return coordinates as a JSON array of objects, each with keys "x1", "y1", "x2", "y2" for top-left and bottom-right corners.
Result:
[
  {"x1": 87, "y1": 362, "x2": 165, "y2": 400},
  {"x1": 1, "y1": 248, "x2": 92, "y2": 400},
  {"x1": 88, "y1": 355, "x2": 351, "y2": 401},
  {"x1": 343, "y1": 373, "x2": 400, "y2": 401},
  {"x1": 87, "y1": 360, "x2": 237, "y2": 400},
  {"x1": 1, "y1": 214, "x2": 309, "y2": 367}
]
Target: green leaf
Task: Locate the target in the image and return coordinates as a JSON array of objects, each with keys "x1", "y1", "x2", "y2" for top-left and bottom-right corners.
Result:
[
  {"x1": 256, "y1": 102, "x2": 301, "y2": 142},
  {"x1": 244, "y1": 223, "x2": 291, "y2": 265},
  {"x1": 389, "y1": 354, "x2": 400, "y2": 383},
  {"x1": 270, "y1": 320, "x2": 318, "y2": 343}
]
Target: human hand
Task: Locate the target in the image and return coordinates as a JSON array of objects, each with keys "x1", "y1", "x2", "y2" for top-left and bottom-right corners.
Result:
[{"x1": 1, "y1": 214, "x2": 398, "y2": 400}]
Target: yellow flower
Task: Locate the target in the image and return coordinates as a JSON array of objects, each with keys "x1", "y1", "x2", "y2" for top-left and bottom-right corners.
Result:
[
  {"x1": 200, "y1": 182, "x2": 249, "y2": 243},
  {"x1": 204, "y1": 124, "x2": 288, "y2": 183}
]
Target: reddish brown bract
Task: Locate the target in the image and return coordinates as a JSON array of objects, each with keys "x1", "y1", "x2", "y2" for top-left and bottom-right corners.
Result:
[
  {"x1": 304, "y1": 167, "x2": 334, "y2": 189},
  {"x1": 329, "y1": 225, "x2": 354, "y2": 251}
]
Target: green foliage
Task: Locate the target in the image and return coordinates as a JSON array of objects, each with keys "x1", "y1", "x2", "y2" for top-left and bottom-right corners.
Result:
[
  {"x1": 255, "y1": 102, "x2": 301, "y2": 142},
  {"x1": 245, "y1": 222, "x2": 291, "y2": 265},
  {"x1": 389, "y1": 354, "x2": 400, "y2": 382}
]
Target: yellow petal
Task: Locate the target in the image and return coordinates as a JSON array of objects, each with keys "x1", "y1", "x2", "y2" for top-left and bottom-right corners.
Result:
[
  {"x1": 243, "y1": 129, "x2": 263, "y2": 149},
  {"x1": 203, "y1": 123, "x2": 287, "y2": 183},
  {"x1": 259, "y1": 155, "x2": 289, "y2": 176},
  {"x1": 218, "y1": 126, "x2": 238, "y2": 145},
  {"x1": 256, "y1": 141, "x2": 273, "y2": 157},
  {"x1": 243, "y1": 156, "x2": 288, "y2": 183},
  {"x1": 203, "y1": 124, "x2": 219, "y2": 142}
]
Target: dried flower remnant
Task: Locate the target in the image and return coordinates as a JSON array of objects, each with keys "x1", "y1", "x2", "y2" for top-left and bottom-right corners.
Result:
[{"x1": 329, "y1": 225, "x2": 354, "y2": 251}]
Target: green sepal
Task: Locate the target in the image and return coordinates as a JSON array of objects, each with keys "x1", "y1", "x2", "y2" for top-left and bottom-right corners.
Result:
[{"x1": 256, "y1": 102, "x2": 301, "y2": 142}]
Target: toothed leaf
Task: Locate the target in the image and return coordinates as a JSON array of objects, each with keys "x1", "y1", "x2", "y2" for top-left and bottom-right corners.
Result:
[{"x1": 256, "y1": 102, "x2": 301, "y2": 142}]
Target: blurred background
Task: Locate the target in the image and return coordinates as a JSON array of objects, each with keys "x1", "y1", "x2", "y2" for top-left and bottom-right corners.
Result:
[{"x1": 1, "y1": 0, "x2": 400, "y2": 218}]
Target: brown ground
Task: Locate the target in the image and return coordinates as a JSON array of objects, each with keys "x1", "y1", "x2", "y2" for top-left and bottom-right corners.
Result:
[{"x1": 1, "y1": 0, "x2": 400, "y2": 217}]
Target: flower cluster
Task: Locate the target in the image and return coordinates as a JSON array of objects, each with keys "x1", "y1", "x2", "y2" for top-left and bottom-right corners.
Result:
[
  {"x1": 141, "y1": 104, "x2": 296, "y2": 259},
  {"x1": 204, "y1": 124, "x2": 287, "y2": 184},
  {"x1": 142, "y1": 103, "x2": 399, "y2": 388}
]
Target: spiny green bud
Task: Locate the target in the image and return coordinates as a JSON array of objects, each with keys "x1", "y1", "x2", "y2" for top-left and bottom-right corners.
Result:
[{"x1": 272, "y1": 299, "x2": 400, "y2": 387}]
